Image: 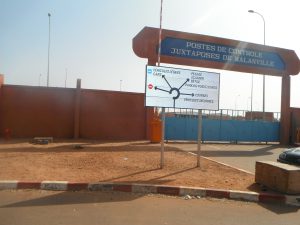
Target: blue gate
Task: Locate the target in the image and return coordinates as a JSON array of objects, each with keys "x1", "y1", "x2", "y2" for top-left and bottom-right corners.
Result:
[{"x1": 165, "y1": 117, "x2": 280, "y2": 142}]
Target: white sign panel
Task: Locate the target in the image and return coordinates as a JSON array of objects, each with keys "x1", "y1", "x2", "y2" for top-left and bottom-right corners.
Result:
[{"x1": 145, "y1": 66, "x2": 220, "y2": 110}]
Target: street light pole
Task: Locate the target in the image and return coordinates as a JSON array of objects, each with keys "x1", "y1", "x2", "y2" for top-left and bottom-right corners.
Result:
[
  {"x1": 65, "y1": 68, "x2": 68, "y2": 88},
  {"x1": 248, "y1": 10, "x2": 266, "y2": 120},
  {"x1": 47, "y1": 13, "x2": 51, "y2": 87}
]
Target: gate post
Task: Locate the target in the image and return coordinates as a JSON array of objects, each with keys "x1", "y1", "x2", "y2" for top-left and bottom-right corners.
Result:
[{"x1": 280, "y1": 75, "x2": 291, "y2": 145}]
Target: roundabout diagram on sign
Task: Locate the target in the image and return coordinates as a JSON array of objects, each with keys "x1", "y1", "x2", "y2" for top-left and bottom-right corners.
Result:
[
  {"x1": 145, "y1": 65, "x2": 220, "y2": 110},
  {"x1": 154, "y1": 75, "x2": 194, "y2": 108}
]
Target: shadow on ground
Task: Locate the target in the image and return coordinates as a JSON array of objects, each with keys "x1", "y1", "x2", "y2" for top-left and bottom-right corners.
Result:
[
  {"x1": 188, "y1": 145, "x2": 281, "y2": 157},
  {"x1": 258, "y1": 203, "x2": 300, "y2": 214},
  {"x1": 0, "y1": 191, "x2": 142, "y2": 208},
  {"x1": 0, "y1": 141, "x2": 176, "y2": 153},
  {"x1": 99, "y1": 166, "x2": 198, "y2": 185}
]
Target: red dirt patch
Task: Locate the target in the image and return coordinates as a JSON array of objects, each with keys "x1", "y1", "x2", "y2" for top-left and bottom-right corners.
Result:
[{"x1": 0, "y1": 140, "x2": 258, "y2": 192}]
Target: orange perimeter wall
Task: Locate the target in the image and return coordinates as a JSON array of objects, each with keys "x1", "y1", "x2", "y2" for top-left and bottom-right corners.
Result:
[{"x1": 0, "y1": 84, "x2": 153, "y2": 140}]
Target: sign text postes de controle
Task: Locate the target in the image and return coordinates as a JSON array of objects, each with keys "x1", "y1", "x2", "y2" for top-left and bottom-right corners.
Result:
[
  {"x1": 145, "y1": 65, "x2": 220, "y2": 110},
  {"x1": 132, "y1": 27, "x2": 300, "y2": 76},
  {"x1": 161, "y1": 37, "x2": 285, "y2": 71}
]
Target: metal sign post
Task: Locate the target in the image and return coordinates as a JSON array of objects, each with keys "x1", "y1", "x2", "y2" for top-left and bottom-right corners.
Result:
[
  {"x1": 161, "y1": 107, "x2": 165, "y2": 169},
  {"x1": 158, "y1": 0, "x2": 164, "y2": 169},
  {"x1": 197, "y1": 109, "x2": 202, "y2": 167}
]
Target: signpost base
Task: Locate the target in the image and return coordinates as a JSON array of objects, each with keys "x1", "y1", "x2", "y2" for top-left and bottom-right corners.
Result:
[
  {"x1": 161, "y1": 107, "x2": 165, "y2": 169},
  {"x1": 197, "y1": 110, "x2": 202, "y2": 167}
]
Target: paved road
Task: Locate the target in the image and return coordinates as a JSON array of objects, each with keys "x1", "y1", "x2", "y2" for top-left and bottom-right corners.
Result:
[
  {"x1": 166, "y1": 143, "x2": 286, "y2": 173},
  {"x1": 0, "y1": 190, "x2": 299, "y2": 225}
]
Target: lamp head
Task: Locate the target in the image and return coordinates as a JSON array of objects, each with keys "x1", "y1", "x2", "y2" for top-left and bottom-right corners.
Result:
[
  {"x1": 248, "y1": 10, "x2": 254, "y2": 13},
  {"x1": 48, "y1": 13, "x2": 51, "y2": 17}
]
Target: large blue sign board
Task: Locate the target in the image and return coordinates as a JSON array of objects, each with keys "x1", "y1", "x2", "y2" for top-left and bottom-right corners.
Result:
[{"x1": 161, "y1": 37, "x2": 285, "y2": 71}]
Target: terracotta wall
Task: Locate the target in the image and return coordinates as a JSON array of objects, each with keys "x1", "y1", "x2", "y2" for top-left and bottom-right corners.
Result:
[
  {"x1": 79, "y1": 89, "x2": 149, "y2": 140},
  {"x1": 0, "y1": 85, "x2": 75, "y2": 138},
  {"x1": 0, "y1": 84, "x2": 152, "y2": 140}
]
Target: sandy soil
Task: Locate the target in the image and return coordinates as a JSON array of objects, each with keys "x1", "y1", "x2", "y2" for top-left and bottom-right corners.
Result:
[{"x1": 0, "y1": 139, "x2": 259, "y2": 192}]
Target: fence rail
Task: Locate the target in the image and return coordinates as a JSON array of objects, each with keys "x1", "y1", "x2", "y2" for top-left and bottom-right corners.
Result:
[{"x1": 160, "y1": 108, "x2": 280, "y2": 122}]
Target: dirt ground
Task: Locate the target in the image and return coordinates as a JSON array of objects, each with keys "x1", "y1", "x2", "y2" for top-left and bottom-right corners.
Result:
[{"x1": 0, "y1": 139, "x2": 260, "y2": 192}]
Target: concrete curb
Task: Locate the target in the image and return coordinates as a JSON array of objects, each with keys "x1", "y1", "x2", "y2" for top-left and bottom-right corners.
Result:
[{"x1": 0, "y1": 180, "x2": 299, "y2": 206}]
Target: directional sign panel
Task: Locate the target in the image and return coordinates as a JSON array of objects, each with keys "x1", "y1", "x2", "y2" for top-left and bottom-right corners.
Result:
[{"x1": 145, "y1": 66, "x2": 220, "y2": 110}]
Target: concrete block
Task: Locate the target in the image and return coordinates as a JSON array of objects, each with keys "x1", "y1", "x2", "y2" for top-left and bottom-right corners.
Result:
[{"x1": 256, "y1": 161, "x2": 300, "y2": 194}]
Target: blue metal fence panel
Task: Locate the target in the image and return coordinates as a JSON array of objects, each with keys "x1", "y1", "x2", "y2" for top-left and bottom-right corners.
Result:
[
  {"x1": 165, "y1": 117, "x2": 187, "y2": 140},
  {"x1": 165, "y1": 117, "x2": 280, "y2": 142},
  {"x1": 202, "y1": 119, "x2": 221, "y2": 140}
]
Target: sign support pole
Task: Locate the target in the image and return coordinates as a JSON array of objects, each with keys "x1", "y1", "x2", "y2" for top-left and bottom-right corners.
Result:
[
  {"x1": 161, "y1": 107, "x2": 165, "y2": 169},
  {"x1": 197, "y1": 109, "x2": 202, "y2": 167},
  {"x1": 158, "y1": 0, "x2": 164, "y2": 169}
]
